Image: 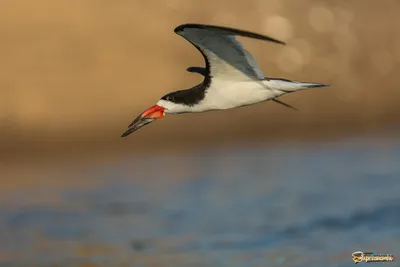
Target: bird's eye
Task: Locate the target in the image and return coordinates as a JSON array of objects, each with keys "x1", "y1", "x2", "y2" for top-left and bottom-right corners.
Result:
[{"x1": 167, "y1": 96, "x2": 174, "y2": 101}]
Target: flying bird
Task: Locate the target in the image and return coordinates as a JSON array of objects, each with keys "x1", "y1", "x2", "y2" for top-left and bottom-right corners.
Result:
[{"x1": 121, "y1": 23, "x2": 327, "y2": 137}]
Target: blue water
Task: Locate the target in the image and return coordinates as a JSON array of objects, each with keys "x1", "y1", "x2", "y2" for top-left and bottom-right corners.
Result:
[{"x1": 1, "y1": 138, "x2": 399, "y2": 266}]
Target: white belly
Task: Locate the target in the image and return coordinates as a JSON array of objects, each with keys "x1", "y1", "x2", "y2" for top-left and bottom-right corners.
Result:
[{"x1": 193, "y1": 80, "x2": 282, "y2": 112}]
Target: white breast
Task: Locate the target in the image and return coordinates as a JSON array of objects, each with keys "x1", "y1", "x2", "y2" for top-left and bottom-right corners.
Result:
[{"x1": 192, "y1": 79, "x2": 282, "y2": 112}]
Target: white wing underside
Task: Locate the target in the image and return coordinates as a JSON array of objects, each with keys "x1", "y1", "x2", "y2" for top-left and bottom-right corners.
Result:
[{"x1": 179, "y1": 28, "x2": 265, "y2": 82}]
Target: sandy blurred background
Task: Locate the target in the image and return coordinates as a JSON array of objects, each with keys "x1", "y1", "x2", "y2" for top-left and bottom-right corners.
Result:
[{"x1": 1, "y1": 0, "x2": 399, "y2": 163}]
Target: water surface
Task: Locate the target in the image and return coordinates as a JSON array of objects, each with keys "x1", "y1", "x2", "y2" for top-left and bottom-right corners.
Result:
[{"x1": 1, "y1": 137, "x2": 399, "y2": 266}]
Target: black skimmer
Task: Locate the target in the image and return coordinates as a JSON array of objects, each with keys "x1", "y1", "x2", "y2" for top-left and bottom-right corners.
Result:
[{"x1": 121, "y1": 23, "x2": 328, "y2": 137}]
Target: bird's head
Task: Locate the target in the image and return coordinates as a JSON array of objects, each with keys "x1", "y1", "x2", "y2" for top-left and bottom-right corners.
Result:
[{"x1": 121, "y1": 91, "x2": 192, "y2": 137}]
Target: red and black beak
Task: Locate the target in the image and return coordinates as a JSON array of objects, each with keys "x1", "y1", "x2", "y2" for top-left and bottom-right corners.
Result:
[{"x1": 121, "y1": 105, "x2": 165, "y2": 137}]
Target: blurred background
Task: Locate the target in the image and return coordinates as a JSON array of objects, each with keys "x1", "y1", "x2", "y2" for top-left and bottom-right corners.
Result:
[{"x1": 0, "y1": 0, "x2": 399, "y2": 266}]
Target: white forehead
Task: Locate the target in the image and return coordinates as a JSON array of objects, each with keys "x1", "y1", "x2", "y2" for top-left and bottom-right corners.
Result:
[{"x1": 156, "y1": 99, "x2": 191, "y2": 114}]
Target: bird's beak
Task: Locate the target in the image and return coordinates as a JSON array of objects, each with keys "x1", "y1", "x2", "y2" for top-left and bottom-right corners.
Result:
[{"x1": 121, "y1": 105, "x2": 165, "y2": 137}]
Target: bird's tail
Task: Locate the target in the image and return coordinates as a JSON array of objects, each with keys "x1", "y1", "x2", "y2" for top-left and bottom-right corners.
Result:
[{"x1": 263, "y1": 78, "x2": 329, "y2": 92}]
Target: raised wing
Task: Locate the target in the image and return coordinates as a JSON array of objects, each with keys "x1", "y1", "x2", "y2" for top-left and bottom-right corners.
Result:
[{"x1": 174, "y1": 24, "x2": 285, "y2": 82}]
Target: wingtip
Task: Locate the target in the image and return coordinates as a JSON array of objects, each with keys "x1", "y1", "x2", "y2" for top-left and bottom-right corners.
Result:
[
  {"x1": 174, "y1": 26, "x2": 183, "y2": 33},
  {"x1": 273, "y1": 38, "x2": 286, "y2": 46},
  {"x1": 174, "y1": 23, "x2": 192, "y2": 33},
  {"x1": 174, "y1": 23, "x2": 286, "y2": 45},
  {"x1": 271, "y1": 39, "x2": 286, "y2": 46},
  {"x1": 186, "y1": 66, "x2": 207, "y2": 76},
  {"x1": 272, "y1": 99, "x2": 298, "y2": 111}
]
